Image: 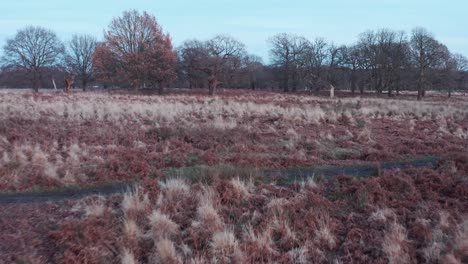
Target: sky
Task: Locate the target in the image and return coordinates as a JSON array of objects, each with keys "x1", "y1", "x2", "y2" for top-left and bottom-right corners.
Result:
[{"x1": 0, "y1": 0, "x2": 467, "y2": 62}]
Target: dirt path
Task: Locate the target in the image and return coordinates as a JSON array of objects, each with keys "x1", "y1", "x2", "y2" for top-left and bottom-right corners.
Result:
[
  {"x1": 265, "y1": 156, "x2": 440, "y2": 184},
  {"x1": 0, "y1": 156, "x2": 440, "y2": 204},
  {"x1": 0, "y1": 182, "x2": 130, "y2": 204}
]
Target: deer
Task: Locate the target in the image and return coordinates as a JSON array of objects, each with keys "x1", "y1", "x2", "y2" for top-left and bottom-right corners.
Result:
[
  {"x1": 304, "y1": 72, "x2": 335, "y2": 98},
  {"x1": 64, "y1": 75, "x2": 75, "y2": 93}
]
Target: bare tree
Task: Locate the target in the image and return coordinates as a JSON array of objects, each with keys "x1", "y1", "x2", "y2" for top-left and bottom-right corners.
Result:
[
  {"x1": 389, "y1": 31, "x2": 411, "y2": 96},
  {"x1": 309, "y1": 38, "x2": 329, "y2": 78},
  {"x1": 341, "y1": 45, "x2": 362, "y2": 95},
  {"x1": 453, "y1": 54, "x2": 468, "y2": 96},
  {"x1": 64, "y1": 34, "x2": 97, "y2": 91},
  {"x1": 299, "y1": 38, "x2": 330, "y2": 94},
  {"x1": 410, "y1": 27, "x2": 447, "y2": 100},
  {"x1": 269, "y1": 33, "x2": 308, "y2": 92},
  {"x1": 243, "y1": 54, "x2": 264, "y2": 90},
  {"x1": 269, "y1": 33, "x2": 292, "y2": 92},
  {"x1": 204, "y1": 35, "x2": 246, "y2": 95},
  {"x1": 354, "y1": 29, "x2": 412, "y2": 96},
  {"x1": 177, "y1": 36, "x2": 246, "y2": 94},
  {"x1": 1, "y1": 26, "x2": 64, "y2": 92},
  {"x1": 327, "y1": 43, "x2": 345, "y2": 85},
  {"x1": 453, "y1": 53, "x2": 468, "y2": 72},
  {"x1": 441, "y1": 53, "x2": 468, "y2": 97}
]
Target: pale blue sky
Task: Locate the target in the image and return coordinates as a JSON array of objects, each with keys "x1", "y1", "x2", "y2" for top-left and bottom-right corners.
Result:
[{"x1": 1, "y1": 0, "x2": 467, "y2": 62}]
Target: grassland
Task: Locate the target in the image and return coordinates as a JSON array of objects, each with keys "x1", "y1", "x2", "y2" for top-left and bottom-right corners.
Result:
[{"x1": 0, "y1": 90, "x2": 467, "y2": 263}]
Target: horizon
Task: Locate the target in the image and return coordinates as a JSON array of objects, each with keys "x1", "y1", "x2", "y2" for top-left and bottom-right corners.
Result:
[{"x1": 1, "y1": 0, "x2": 467, "y2": 62}]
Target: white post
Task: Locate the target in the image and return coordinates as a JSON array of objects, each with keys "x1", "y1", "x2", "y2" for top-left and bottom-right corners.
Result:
[
  {"x1": 52, "y1": 78, "x2": 57, "y2": 90},
  {"x1": 330, "y1": 85, "x2": 335, "y2": 99}
]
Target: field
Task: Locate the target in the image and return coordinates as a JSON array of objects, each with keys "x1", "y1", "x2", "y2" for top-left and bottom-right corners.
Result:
[{"x1": 0, "y1": 90, "x2": 467, "y2": 263}]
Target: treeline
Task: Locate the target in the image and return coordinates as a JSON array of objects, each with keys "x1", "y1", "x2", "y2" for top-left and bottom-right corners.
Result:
[{"x1": 1, "y1": 9, "x2": 467, "y2": 99}]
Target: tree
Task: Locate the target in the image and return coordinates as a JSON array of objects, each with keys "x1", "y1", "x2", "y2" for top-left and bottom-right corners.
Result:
[
  {"x1": 410, "y1": 27, "x2": 447, "y2": 100},
  {"x1": 389, "y1": 31, "x2": 411, "y2": 96},
  {"x1": 309, "y1": 38, "x2": 329, "y2": 78},
  {"x1": 354, "y1": 29, "x2": 412, "y2": 97},
  {"x1": 177, "y1": 36, "x2": 246, "y2": 94},
  {"x1": 178, "y1": 40, "x2": 208, "y2": 88},
  {"x1": 269, "y1": 33, "x2": 308, "y2": 92},
  {"x1": 64, "y1": 34, "x2": 97, "y2": 91},
  {"x1": 453, "y1": 54, "x2": 468, "y2": 96},
  {"x1": 327, "y1": 43, "x2": 346, "y2": 86},
  {"x1": 204, "y1": 35, "x2": 246, "y2": 95},
  {"x1": 243, "y1": 55, "x2": 264, "y2": 90},
  {"x1": 298, "y1": 38, "x2": 332, "y2": 94},
  {"x1": 453, "y1": 53, "x2": 468, "y2": 72},
  {"x1": 341, "y1": 45, "x2": 366, "y2": 95},
  {"x1": 440, "y1": 53, "x2": 468, "y2": 97},
  {"x1": 94, "y1": 10, "x2": 177, "y2": 93},
  {"x1": 1, "y1": 26, "x2": 64, "y2": 92},
  {"x1": 92, "y1": 42, "x2": 120, "y2": 88}
]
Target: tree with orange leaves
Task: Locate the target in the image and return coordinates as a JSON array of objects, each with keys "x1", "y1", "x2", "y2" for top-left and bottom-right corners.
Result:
[{"x1": 93, "y1": 10, "x2": 176, "y2": 94}]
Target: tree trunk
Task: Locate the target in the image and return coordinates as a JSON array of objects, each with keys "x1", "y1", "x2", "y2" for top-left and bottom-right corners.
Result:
[
  {"x1": 250, "y1": 80, "x2": 256, "y2": 90},
  {"x1": 82, "y1": 79, "x2": 87, "y2": 92},
  {"x1": 158, "y1": 82, "x2": 164, "y2": 95},
  {"x1": 208, "y1": 75, "x2": 218, "y2": 96},
  {"x1": 387, "y1": 80, "x2": 393, "y2": 97},
  {"x1": 395, "y1": 77, "x2": 400, "y2": 96},
  {"x1": 377, "y1": 77, "x2": 383, "y2": 96},
  {"x1": 209, "y1": 85, "x2": 216, "y2": 96},
  {"x1": 417, "y1": 69, "x2": 425, "y2": 101},
  {"x1": 291, "y1": 71, "x2": 297, "y2": 92},
  {"x1": 32, "y1": 83, "x2": 39, "y2": 92},
  {"x1": 351, "y1": 69, "x2": 356, "y2": 96},
  {"x1": 32, "y1": 69, "x2": 40, "y2": 92},
  {"x1": 314, "y1": 86, "x2": 320, "y2": 96},
  {"x1": 283, "y1": 77, "x2": 289, "y2": 93},
  {"x1": 283, "y1": 65, "x2": 289, "y2": 93}
]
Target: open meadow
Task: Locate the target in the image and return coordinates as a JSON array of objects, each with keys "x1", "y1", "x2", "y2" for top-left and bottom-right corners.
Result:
[{"x1": 0, "y1": 90, "x2": 467, "y2": 263}]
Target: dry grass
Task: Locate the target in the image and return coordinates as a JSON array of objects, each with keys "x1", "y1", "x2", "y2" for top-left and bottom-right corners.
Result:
[
  {"x1": 124, "y1": 219, "x2": 141, "y2": 240},
  {"x1": 1, "y1": 92, "x2": 466, "y2": 128},
  {"x1": 192, "y1": 203, "x2": 224, "y2": 234},
  {"x1": 148, "y1": 210, "x2": 179, "y2": 239},
  {"x1": 1, "y1": 91, "x2": 466, "y2": 190},
  {"x1": 84, "y1": 196, "x2": 106, "y2": 217},
  {"x1": 449, "y1": 220, "x2": 468, "y2": 263},
  {"x1": 211, "y1": 230, "x2": 244, "y2": 262},
  {"x1": 229, "y1": 177, "x2": 252, "y2": 200},
  {"x1": 121, "y1": 248, "x2": 138, "y2": 264},
  {"x1": 243, "y1": 224, "x2": 276, "y2": 256},
  {"x1": 159, "y1": 178, "x2": 190, "y2": 203},
  {"x1": 1, "y1": 91, "x2": 467, "y2": 262},
  {"x1": 154, "y1": 239, "x2": 182, "y2": 264},
  {"x1": 369, "y1": 208, "x2": 396, "y2": 222},
  {"x1": 288, "y1": 246, "x2": 309, "y2": 264},
  {"x1": 314, "y1": 213, "x2": 336, "y2": 250},
  {"x1": 382, "y1": 223, "x2": 411, "y2": 264},
  {"x1": 299, "y1": 176, "x2": 318, "y2": 190},
  {"x1": 122, "y1": 187, "x2": 150, "y2": 215}
]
